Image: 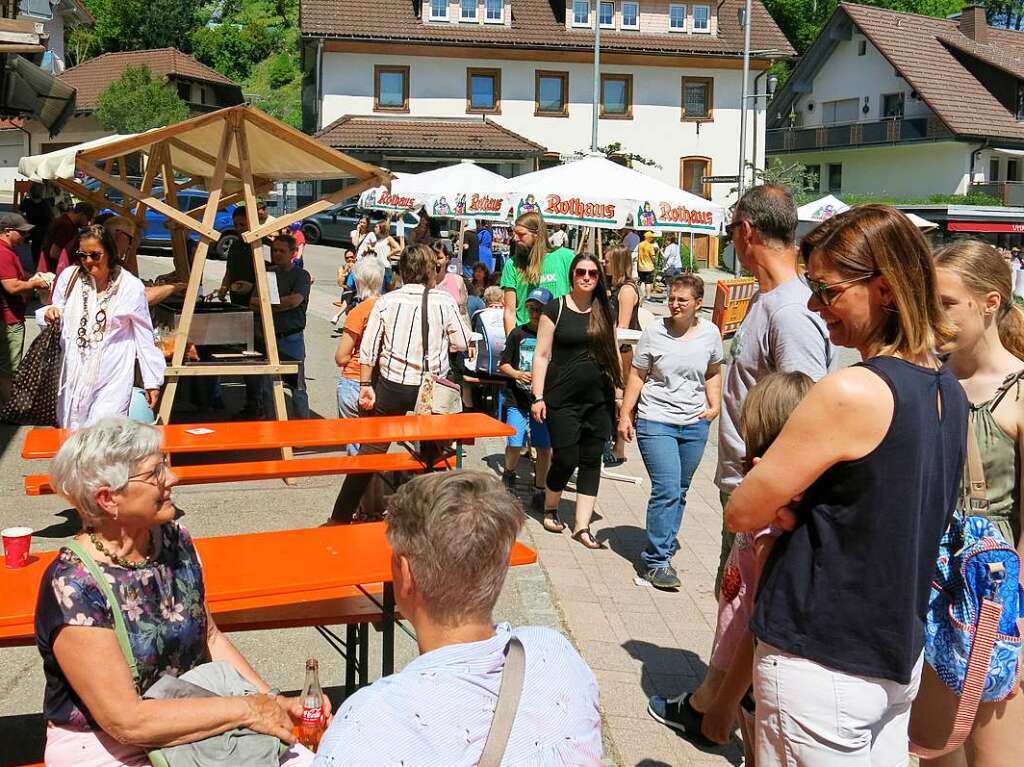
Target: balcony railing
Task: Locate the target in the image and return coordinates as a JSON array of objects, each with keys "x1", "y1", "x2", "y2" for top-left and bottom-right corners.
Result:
[
  {"x1": 970, "y1": 182, "x2": 1024, "y2": 206},
  {"x1": 766, "y1": 117, "x2": 953, "y2": 153}
]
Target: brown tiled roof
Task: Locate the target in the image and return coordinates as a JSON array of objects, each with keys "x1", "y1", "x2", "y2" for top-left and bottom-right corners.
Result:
[
  {"x1": 58, "y1": 48, "x2": 240, "y2": 112},
  {"x1": 316, "y1": 115, "x2": 546, "y2": 156},
  {"x1": 301, "y1": 0, "x2": 794, "y2": 58},
  {"x1": 840, "y1": 3, "x2": 1024, "y2": 140}
]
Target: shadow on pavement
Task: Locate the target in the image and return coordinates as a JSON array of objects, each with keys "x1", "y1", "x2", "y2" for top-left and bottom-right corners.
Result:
[
  {"x1": 32, "y1": 509, "x2": 79, "y2": 539},
  {"x1": 598, "y1": 523, "x2": 648, "y2": 574}
]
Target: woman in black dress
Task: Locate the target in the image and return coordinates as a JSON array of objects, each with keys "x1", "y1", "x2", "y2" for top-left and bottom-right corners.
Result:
[{"x1": 531, "y1": 253, "x2": 623, "y2": 548}]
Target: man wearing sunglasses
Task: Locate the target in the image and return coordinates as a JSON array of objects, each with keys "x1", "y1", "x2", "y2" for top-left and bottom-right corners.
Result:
[
  {"x1": 648, "y1": 184, "x2": 838, "y2": 739},
  {"x1": 0, "y1": 212, "x2": 48, "y2": 405}
]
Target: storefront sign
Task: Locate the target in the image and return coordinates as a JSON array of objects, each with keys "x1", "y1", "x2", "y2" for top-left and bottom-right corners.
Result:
[{"x1": 948, "y1": 221, "x2": 1024, "y2": 233}]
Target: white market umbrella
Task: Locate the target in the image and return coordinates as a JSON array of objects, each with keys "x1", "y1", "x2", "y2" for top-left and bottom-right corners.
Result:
[
  {"x1": 359, "y1": 161, "x2": 514, "y2": 221},
  {"x1": 797, "y1": 194, "x2": 850, "y2": 223},
  {"x1": 507, "y1": 155, "x2": 724, "y2": 235},
  {"x1": 18, "y1": 133, "x2": 142, "y2": 182}
]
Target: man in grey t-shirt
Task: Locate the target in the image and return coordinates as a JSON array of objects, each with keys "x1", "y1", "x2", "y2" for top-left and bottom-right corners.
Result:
[
  {"x1": 647, "y1": 183, "x2": 837, "y2": 739},
  {"x1": 714, "y1": 185, "x2": 837, "y2": 584}
]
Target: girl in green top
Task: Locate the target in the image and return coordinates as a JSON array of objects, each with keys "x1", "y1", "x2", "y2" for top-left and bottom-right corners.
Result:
[
  {"x1": 911, "y1": 239, "x2": 1024, "y2": 767},
  {"x1": 500, "y1": 211, "x2": 575, "y2": 334}
]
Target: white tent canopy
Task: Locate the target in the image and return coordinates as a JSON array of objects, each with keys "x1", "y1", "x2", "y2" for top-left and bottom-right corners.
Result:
[
  {"x1": 507, "y1": 155, "x2": 725, "y2": 234},
  {"x1": 797, "y1": 194, "x2": 850, "y2": 223},
  {"x1": 359, "y1": 161, "x2": 514, "y2": 221},
  {"x1": 18, "y1": 133, "x2": 141, "y2": 182}
]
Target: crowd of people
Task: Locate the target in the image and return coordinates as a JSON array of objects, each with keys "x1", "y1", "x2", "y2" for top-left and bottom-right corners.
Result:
[{"x1": 6, "y1": 180, "x2": 1023, "y2": 766}]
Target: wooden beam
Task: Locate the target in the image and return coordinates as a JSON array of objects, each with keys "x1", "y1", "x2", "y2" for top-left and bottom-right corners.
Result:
[
  {"x1": 242, "y1": 175, "x2": 382, "y2": 244},
  {"x1": 79, "y1": 161, "x2": 220, "y2": 241},
  {"x1": 76, "y1": 108, "x2": 234, "y2": 165},
  {"x1": 167, "y1": 137, "x2": 248, "y2": 183},
  {"x1": 165, "y1": 363, "x2": 299, "y2": 377},
  {"x1": 242, "y1": 106, "x2": 388, "y2": 179},
  {"x1": 174, "y1": 182, "x2": 273, "y2": 226},
  {"x1": 52, "y1": 177, "x2": 135, "y2": 219},
  {"x1": 234, "y1": 112, "x2": 294, "y2": 448}
]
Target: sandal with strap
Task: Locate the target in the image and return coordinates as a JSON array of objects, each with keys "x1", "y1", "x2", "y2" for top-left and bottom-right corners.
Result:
[
  {"x1": 572, "y1": 528, "x2": 604, "y2": 550},
  {"x1": 542, "y1": 511, "x2": 566, "y2": 534}
]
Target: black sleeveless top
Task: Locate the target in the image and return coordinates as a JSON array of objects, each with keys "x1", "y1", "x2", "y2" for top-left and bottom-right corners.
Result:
[{"x1": 750, "y1": 356, "x2": 968, "y2": 684}]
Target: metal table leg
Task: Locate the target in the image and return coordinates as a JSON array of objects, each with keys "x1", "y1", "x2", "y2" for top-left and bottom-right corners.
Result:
[
  {"x1": 344, "y1": 623, "x2": 357, "y2": 697},
  {"x1": 382, "y1": 583, "x2": 395, "y2": 676},
  {"x1": 358, "y1": 620, "x2": 369, "y2": 686}
]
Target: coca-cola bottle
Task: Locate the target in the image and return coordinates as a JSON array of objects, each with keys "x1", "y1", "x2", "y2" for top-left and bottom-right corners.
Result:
[{"x1": 298, "y1": 658, "x2": 325, "y2": 752}]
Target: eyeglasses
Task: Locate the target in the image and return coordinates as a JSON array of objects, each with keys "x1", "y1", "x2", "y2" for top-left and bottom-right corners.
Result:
[
  {"x1": 805, "y1": 271, "x2": 879, "y2": 307},
  {"x1": 724, "y1": 221, "x2": 743, "y2": 243},
  {"x1": 574, "y1": 268, "x2": 599, "y2": 279},
  {"x1": 127, "y1": 458, "x2": 169, "y2": 488},
  {"x1": 73, "y1": 250, "x2": 104, "y2": 262}
]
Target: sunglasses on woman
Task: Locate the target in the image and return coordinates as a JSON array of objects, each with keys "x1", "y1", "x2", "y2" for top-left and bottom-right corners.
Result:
[
  {"x1": 73, "y1": 249, "x2": 104, "y2": 262},
  {"x1": 805, "y1": 271, "x2": 878, "y2": 306},
  {"x1": 574, "y1": 267, "x2": 599, "y2": 279}
]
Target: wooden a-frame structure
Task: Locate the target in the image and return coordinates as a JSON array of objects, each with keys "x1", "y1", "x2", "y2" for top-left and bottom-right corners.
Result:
[{"x1": 19, "y1": 105, "x2": 391, "y2": 429}]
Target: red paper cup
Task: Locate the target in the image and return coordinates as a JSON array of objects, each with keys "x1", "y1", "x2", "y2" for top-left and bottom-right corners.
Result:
[{"x1": 2, "y1": 527, "x2": 32, "y2": 569}]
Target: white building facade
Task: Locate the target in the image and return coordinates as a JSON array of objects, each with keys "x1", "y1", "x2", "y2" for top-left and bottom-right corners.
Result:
[
  {"x1": 767, "y1": 4, "x2": 1024, "y2": 204},
  {"x1": 302, "y1": 0, "x2": 794, "y2": 208}
]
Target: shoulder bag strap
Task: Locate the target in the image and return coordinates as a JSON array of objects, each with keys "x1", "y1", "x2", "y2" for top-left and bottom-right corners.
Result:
[
  {"x1": 478, "y1": 637, "x2": 525, "y2": 767},
  {"x1": 965, "y1": 410, "x2": 989, "y2": 514},
  {"x1": 64, "y1": 540, "x2": 140, "y2": 683},
  {"x1": 420, "y1": 286, "x2": 431, "y2": 382},
  {"x1": 555, "y1": 296, "x2": 564, "y2": 329}
]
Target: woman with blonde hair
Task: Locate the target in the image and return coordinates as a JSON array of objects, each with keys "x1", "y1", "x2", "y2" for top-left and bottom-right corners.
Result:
[
  {"x1": 910, "y1": 239, "x2": 1024, "y2": 767},
  {"x1": 725, "y1": 205, "x2": 968, "y2": 765},
  {"x1": 500, "y1": 211, "x2": 575, "y2": 334},
  {"x1": 605, "y1": 244, "x2": 642, "y2": 465}
]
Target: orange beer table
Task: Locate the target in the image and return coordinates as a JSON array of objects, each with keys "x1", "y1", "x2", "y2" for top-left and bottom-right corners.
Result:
[
  {"x1": 0, "y1": 523, "x2": 538, "y2": 685},
  {"x1": 22, "y1": 413, "x2": 515, "y2": 459}
]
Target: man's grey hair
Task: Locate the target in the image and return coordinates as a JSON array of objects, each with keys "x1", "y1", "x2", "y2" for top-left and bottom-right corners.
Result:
[
  {"x1": 49, "y1": 416, "x2": 162, "y2": 521},
  {"x1": 733, "y1": 184, "x2": 798, "y2": 246},
  {"x1": 386, "y1": 470, "x2": 526, "y2": 626},
  {"x1": 353, "y1": 257, "x2": 385, "y2": 300}
]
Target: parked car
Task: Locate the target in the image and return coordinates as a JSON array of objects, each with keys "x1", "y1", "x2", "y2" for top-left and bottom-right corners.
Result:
[{"x1": 302, "y1": 204, "x2": 418, "y2": 246}]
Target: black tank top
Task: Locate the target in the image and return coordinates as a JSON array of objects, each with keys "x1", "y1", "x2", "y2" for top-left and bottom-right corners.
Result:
[{"x1": 750, "y1": 356, "x2": 968, "y2": 684}]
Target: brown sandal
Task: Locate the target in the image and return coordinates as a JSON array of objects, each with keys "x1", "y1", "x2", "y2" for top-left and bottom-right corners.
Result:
[
  {"x1": 542, "y1": 511, "x2": 566, "y2": 533},
  {"x1": 572, "y1": 528, "x2": 604, "y2": 550}
]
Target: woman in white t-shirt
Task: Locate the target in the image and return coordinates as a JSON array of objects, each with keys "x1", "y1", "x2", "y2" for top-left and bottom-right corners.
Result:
[{"x1": 618, "y1": 274, "x2": 724, "y2": 590}]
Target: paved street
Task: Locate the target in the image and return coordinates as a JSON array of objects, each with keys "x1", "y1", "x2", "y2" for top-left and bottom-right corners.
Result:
[{"x1": 0, "y1": 243, "x2": 852, "y2": 766}]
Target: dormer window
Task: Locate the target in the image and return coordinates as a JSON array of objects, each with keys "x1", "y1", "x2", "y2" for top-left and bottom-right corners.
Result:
[
  {"x1": 692, "y1": 4, "x2": 710, "y2": 33},
  {"x1": 485, "y1": 0, "x2": 503, "y2": 22},
  {"x1": 1017, "y1": 82, "x2": 1024, "y2": 120},
  {"x1": 429, "y1": 0, "x2": 448, "y2": 20},
  {"x1": 621, "y1": 1, "x2": 639, "y2": 29},
  {"x1": 572, "y1": 0, "x2": 590, "y2": 27},
  {"x1": 460, "y1": 0, "x2": 477, "y2": 21},
  {"x1": 599, "y1": 0, "x2": 614, "y2": 28},
  {"x1": 669, "y1": 4, "x2": 687, "y2": 31}
]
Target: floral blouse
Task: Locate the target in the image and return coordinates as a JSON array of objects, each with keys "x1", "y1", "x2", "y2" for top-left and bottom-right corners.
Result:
[{"x1": 35, "y1": 522, "x2": 210, "y2": 727}]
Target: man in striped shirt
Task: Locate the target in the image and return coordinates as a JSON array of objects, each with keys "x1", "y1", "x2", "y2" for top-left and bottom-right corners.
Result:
[
  {"x1": 328, "y1": 244, "x2": 471, "y2": 523},
  {"x1": 315, "y1": 471, "x2": 603, "y2": 766}
]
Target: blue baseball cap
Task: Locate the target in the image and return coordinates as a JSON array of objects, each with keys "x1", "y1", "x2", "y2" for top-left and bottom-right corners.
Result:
[{"x1": 526, "y1": 287, "x2": 552, "y2": 306}]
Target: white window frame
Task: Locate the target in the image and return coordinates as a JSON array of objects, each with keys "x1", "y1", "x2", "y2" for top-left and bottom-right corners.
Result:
[
  {"x1": 598, "y1": 0, "x2": 615, "y2": 28},
  {"x1": 692, "y1": 3, "x2": 711, "y2": 33},
  {"x1": 669, "y1": 3, "x2": 687, "y2": 31},
  {"x1": 572, "y1": 0, "x2": 591, "y2": 27},
  {"x1": 460, "y1": 0, "x2": 478, "y2": 21},
  {"x1": 429, "y1": 0, "x2": 449, "y2": 20},
  {"x1": 484, "y1": 0, "x2": 503, "y2": 23},
  {"x1": 620, "y1": 0, "x2": 639, "y2": 29}
]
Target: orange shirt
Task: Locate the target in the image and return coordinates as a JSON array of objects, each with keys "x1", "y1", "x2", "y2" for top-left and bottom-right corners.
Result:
[{"x1": 342, "y1": 298, "x2": 377, "y2": 380}]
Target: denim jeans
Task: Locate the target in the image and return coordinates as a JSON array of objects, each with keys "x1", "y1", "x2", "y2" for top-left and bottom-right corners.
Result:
[
  {"x1": 247, "y1": 331, "x2": 310, "y2": 419},
  {"x1": 636, "y1": 417, "x2": 711, "y2": 569},
  {"x1": 336, "y1": 377, "x2": 361, "y2": 456}
]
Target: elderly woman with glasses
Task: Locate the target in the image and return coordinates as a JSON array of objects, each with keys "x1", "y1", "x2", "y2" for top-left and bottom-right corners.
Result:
[
  {"x1": 37, "y1": 417, "x2": 319, "y2": 766},
  {"x1": 43, "y1": 224, "x2": 165, "y2": 429}
]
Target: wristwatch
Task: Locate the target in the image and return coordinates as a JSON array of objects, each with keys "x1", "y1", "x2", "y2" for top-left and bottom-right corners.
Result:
[{"x1": 530, "y1": 393, "x2": 544, "y2": 404}]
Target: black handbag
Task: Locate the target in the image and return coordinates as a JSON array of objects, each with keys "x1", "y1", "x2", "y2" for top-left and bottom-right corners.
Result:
[{"x1": 0, "y1": 323, "x2": 62, "y2": 426}]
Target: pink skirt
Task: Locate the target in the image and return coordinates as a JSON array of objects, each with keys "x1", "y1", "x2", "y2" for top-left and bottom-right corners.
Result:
[{"x1": 45, "y1": 723, "x2": 315, "y2": 767}]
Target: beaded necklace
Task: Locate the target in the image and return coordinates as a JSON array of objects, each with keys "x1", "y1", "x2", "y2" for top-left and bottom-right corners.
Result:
[
  {"x1": 86, "y1": 529, "x2": 154, "y2": 570},
  {"x1": 77, "y1": 268, "x2": 120, "y2": 353}
]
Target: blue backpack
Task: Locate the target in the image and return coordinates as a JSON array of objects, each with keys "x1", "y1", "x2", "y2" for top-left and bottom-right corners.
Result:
[{"x1": 916, "y1": 416, "x2": 1023, "y2": 758}]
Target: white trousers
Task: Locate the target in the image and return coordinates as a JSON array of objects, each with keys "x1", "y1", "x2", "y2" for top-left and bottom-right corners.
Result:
[{"x1": 753, "y1": 641, "x2": 923, "y2": 767}]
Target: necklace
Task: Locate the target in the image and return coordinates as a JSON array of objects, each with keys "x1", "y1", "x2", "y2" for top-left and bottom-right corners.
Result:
[
  {"x1": 87, "y1": 529, "x2": 153, "y2": 570},
  {"x1": 77, "y1": 269, "x2": 120, "y2": 352}
]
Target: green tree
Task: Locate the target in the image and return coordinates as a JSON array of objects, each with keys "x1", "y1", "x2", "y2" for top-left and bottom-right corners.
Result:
[
  {"x1": 96, "y1": 66, "x2": 190, "y2": 133},
  {"x1": 80, "y1": 0, "x2": 202, "y2": 53}
]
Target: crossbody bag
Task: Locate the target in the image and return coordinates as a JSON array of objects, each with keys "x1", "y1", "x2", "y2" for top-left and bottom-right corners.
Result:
[
  {"x1": 413, "y1": 286, "x2": 462, "y2": 416},
  {"x1": 478, "y1": 636, "x2": 526, "y2": 767}
]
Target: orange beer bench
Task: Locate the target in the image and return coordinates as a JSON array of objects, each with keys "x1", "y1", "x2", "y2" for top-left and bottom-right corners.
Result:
[{"x1": 22, "y1": 413, "x2": 514, "y2": 495}]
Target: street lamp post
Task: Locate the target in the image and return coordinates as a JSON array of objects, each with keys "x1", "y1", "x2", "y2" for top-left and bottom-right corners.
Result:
[
  {"x1": 592, "y1": 1, "x2": 601, "y2": 152},
  {"x1": 735, "y1": 0, "x2": 752, "y2": 275}
]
